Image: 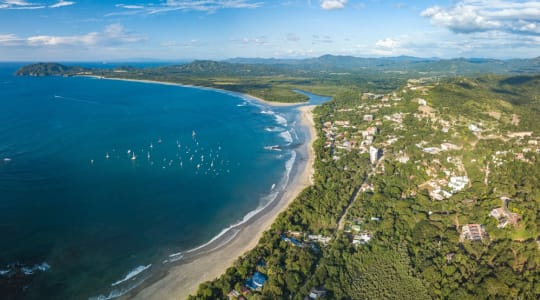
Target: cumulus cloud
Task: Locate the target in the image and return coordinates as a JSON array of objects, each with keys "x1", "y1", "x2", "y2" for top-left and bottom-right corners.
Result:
[
  {"x1": 0, "y1": 24, "x2": 145, "y2": 47},
  {"x1": 320, "y1": 0, "x2": 347, "y2": 10},
  {"x1": 375, "y1": 38, "x2": 400, "y2": 49},
  {"x1": 422, "y1": 0, "x2": 540, "y2": 35}
]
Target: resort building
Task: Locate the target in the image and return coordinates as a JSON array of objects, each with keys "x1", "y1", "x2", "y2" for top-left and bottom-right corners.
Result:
[
  {"x1": 369, "y1": 146, "x2": 380, "y2": 165},
  {"x1": 460, "y1": 224, "x2": 487, "y2": 242}
]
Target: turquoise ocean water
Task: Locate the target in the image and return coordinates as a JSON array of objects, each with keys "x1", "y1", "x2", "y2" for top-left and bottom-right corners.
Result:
[{"x1": 0, "y1": 63, "x2": 328, "y2": 299}]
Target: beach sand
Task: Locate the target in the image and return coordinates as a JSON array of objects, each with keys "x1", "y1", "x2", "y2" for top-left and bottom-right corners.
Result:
[
  {"x1": 129, "y1": 105, "x2": 317, "y2": 300},
  {"x1": 84, "y1": 76, "x2": 305, "y2": 107}
]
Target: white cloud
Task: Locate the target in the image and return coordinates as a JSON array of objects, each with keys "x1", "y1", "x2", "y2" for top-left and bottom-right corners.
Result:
[
  {"x1": 115, "y1": 4, "x2": 144, "y2": 9},
  {"x1": 231, "y1": 36, "x2": 269, "y2": 46},
  {"x1": 109, "y1": 0, "x2": 262, "y2": 16},
  {"x1": 372, "y1": 37, "x2": 416, "y2": 56},
  {"x1": 320, "y1": 0, "x2": 347, "y2": 10},
  {"x1": 375, "y1": 38, "x2": 400, "y2": 49},
  {"x1": 0, "y1": 24, "x2": 145, "y2": 47},
  {"x1": 422, "y1": 0, "x2": 540, "y2": 35},
  {"x1": 49, "y1": 1, "x2": 75, "y2": 8},
  {"x1": 0, "y1": 0, "x2": 75, "y2": 9}
]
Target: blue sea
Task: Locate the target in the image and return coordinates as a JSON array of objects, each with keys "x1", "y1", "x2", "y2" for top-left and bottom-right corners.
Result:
[{"x1": 0, "y1": 63, "x2": 329, "y2": 299}]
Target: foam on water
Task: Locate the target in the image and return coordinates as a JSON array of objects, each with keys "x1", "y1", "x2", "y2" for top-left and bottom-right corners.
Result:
[
  {"x1": 279, "y1": 131, "x2": 293, "y2": 144},
  {"x1": 264, "y1": 126, "x2": 285, "y2": 133},
  {"x1": 274, "y1": 114, "x2": 288, "y2": 126},
  {"x1": 0, "y1": 261, "x2": 50, "y2": 276},
  {"x1": 111, "y1": 264, "x2": 152, "y2": 287}
]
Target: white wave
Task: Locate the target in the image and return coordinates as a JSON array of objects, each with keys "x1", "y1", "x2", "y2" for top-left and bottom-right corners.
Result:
[
  {"x1": 264, "y1": 145, "x2": 281, "y2": 151},
  {"x1": 52, "y1": 95, "x2": 98, "y2": 105},
  {"x1": 291, "y1": 128, "x2": 299, "y2": 141},
  {"x1": 236, "y1": 102, "x2": 248, "y2": 107},
  {"x1": 90, "y1": 273, "x2": 152, "y2": 300},
  {"x1": 274, "y1": 114, "x2": 288, "y2": 126},
  {"x1": 260, "y1": 109, "x2": 275, "y2": 115},
  {"x1": 169, "y1": 252, "x2": 183, "y2": 258},
  {"x1": 111, "y1": 264, "x2": 151, "y2": 287},
  {"x1": 168, "y1": 254, "x2": 184, "y2": 263},
  {"x1": 279, "y1": 131, "x2": 293, "y2": 144},
  {"x1": 19, "y1": 262, "x2": 50, "y2": 275},
  {"x1": 0, "y1": 269, "x2": 10, "y2": 276},
  {"x1": 182, "y1": 150, "x2": 297, "y2": 263},
  {"x1": 271, "y1": 183, "x2": 276, "y2": 191},
  {"x1": 264, "y1": 126, "x2": 285, "y2": 133}
]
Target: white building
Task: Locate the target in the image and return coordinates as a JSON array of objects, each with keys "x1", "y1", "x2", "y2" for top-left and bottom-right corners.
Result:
[
  {"x1": 448, "y1": 176, "x2": 469, "y2": 193},
  {"x1": 369, "y1": 146, "x2": 380, "y2": 165}
]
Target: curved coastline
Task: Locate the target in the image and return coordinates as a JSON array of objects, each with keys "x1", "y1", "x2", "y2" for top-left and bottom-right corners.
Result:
[
  {"x1": 81, "y1": 75, "x2": 306, "y2": 107},
  {"x1": 83, "y1": 76, "x2": 318, "y2": 300}
]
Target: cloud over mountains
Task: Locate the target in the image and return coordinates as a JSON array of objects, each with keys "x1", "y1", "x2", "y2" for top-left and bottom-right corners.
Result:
[{"x1": 422, "y1": 0, "x2": 540, "y2": 35}]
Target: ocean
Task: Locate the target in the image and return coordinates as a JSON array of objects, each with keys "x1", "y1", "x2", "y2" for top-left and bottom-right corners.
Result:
[{"x1": 0, "y1": 63, "x2": 329, "y2": 299}]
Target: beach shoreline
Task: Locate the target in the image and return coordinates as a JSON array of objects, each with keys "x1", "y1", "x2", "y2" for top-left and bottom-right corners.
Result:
[
  {"x1": 116, "y1": 100, "x2": 317, "y2": 299},
  {"x1": 82, "y1": 75, "x2": 305, "y2": 107},
  {"x1": 83, "y1": 74, "x2": 319, "y2": 300}
]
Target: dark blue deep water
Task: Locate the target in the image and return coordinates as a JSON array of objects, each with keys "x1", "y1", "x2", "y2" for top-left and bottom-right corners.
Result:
[{"x1": 0, "y1": 63, "x2": 328, "y2": 299}]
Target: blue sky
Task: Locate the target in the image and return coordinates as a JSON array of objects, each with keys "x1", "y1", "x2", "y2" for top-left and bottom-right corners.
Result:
[{"x1": 1, "y1": 0, "x2": 540, "y2": 61}]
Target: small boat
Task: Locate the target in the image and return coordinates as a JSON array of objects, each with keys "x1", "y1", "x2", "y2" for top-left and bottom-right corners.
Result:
[
  {"x1": 105, "y1": 152, "x2": 110, "y2": 159},
  {"x1": 192, "y1": 130, "x2": 196, "y2": 138},
  {"x1": 131, "y1": 153, "x2": 136, "y2": 160}
]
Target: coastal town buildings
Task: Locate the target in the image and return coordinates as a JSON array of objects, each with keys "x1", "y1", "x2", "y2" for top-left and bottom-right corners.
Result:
[{"x1": 460, "y1": 224, "x2": 487, "y2": 242}]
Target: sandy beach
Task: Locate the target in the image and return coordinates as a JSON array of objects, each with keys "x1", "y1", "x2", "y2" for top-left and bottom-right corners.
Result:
[
  {"x1": 126, "y1": 105, "x2": 317, "y2": 300},
  {"x1": 84, "y1": 76, "x2": 305, "y2": 107}
]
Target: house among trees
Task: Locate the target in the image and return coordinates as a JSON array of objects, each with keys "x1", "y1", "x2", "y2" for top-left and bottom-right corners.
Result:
[
  {"x1": 460, "y1": 224, "x2": 487, "y2": 242},
  {"x1": 245, "y1": 272, "x2": 267, "y2": 290},
  {"x1": 489, "y1": 197, "x2": 521, "y2": 228},
  {"x1": 305, "y1": 287, "x2": 327, "y2": 299}
]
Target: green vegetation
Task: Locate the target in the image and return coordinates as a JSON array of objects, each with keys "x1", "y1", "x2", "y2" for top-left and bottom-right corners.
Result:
[
  {"x1": 16, "y1": 59, "x2": 540, "y2": 298},
  {"x1": 190, "y1": 75, "x2": 540, "y2": 299},
  {"x1": 16, "y1": 55, "x2": 540, "y2": 104}
]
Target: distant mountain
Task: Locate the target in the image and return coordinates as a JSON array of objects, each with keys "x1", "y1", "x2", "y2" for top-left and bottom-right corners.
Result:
[
  {"x1": 15, "y1": 63, "x2": 89, "y2": 76},
  {"x1": 226, "y1": 54, "x2": 540, "y2": 75},
  {"x1": 16, "y1": 55, "x2": 540, "y2": 79}
]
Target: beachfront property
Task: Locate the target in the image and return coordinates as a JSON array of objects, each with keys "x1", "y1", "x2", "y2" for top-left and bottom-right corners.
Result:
[
  {"x1": 460, "y1": 224, "x2": 487, "y2": 242},
  {"x1": 281, "y1": 234, "x2": 305, "y2": 247},
  {"x1": 307, "y1": 234, "x2": 332, "y2": 246}
]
